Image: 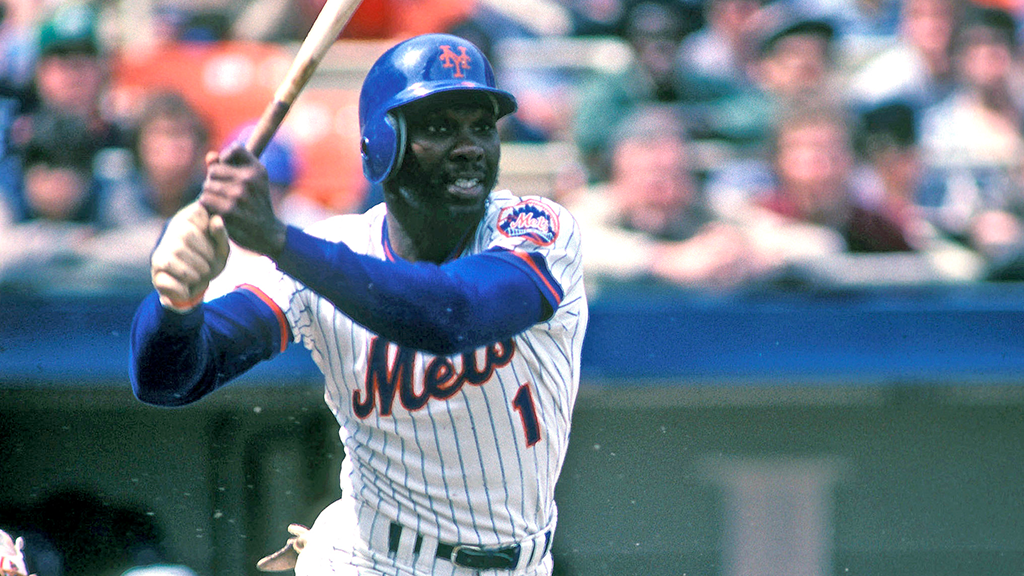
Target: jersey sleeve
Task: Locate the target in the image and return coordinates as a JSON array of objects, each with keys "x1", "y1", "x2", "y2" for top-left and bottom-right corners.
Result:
[
  {"x1": 480, "y1": 196, "x2": 583, "y2": 318},
  {"x1": 206, "y1": 245, "x2": 303, "y2": 348}
]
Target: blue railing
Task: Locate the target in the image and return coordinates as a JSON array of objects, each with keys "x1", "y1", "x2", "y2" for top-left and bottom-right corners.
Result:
[{"x1": 4, "y1": 283, "x2": 1024, "y2": 387}]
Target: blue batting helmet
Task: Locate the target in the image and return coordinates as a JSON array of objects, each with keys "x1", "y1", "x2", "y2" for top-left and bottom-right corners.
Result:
[{"x1": 358, "y1": 33, "x2": 517, "y2": 184}]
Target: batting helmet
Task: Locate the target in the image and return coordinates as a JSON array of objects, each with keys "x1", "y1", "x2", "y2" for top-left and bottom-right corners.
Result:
[{"x1": 358, "y1": 33, "x2": 517, "y2": 184}]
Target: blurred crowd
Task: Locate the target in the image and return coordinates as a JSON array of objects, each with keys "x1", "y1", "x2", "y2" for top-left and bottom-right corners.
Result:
[
  {"x1": 559, "y1": 0, "x2": 1024, "y2": 294},
  {"x1": 3, "y1": 0, "x2": 1024, "y2": 300}
]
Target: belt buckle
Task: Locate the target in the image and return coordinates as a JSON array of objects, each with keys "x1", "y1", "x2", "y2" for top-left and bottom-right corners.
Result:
[{"x1": 451, "y1": 544, "x2": 519, "y2": 570}]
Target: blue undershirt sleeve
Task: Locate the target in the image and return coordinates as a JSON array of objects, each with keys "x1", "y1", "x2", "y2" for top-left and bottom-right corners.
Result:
[
  {"x1": 129, "y1": 289, "x2": 285, "y2": 406},
  {"x1": 275, "y1": 225, "x2": 553, "y2": 355}
]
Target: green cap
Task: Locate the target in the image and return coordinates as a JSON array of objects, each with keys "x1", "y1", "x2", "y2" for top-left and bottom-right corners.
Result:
[{"x1": 38, "y1": 3, "x2": 99, "y2": 56}]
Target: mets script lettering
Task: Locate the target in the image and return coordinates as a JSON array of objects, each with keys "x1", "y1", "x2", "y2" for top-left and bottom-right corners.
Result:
[
  {"x1": 354, "y1": 337, "x2": 516, "y2": 418},
  {"x1": 512, "y1": 212, "x2": 550, "y2": 235},
  {"x1": 438, "y1": 45, "x2": 471, "y2": 78}
]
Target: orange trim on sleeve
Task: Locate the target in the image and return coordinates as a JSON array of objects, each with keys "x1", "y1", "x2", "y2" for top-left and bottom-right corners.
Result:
[
  {"x1": 511, "y1": 250, "x2": 561, "y2": 305},
  {"x1": 238, "y1": 284, "x2": 289, "y2": 353}
]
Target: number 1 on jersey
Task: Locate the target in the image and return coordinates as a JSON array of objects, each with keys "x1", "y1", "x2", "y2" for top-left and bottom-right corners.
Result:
[{"x1": 513, "y1": 382, "x2": 542, "y2": 447}]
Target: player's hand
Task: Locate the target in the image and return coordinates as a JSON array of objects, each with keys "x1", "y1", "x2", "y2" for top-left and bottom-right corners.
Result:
[
  {"x1": 151, "y1": 202, "x2": 230, "y2": 312},
  {"x1": 256, "y1": 523, "x2": 310, "y2": 572},
  {"x1": 200, "y1": 145, "x2": 288, "y2": 259}
]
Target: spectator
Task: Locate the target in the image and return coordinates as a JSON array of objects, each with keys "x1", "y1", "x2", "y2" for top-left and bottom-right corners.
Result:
[
  {"x1": 30, "y1": 2, "x2": 127, "y2": 151},
  {"x1": 110, "y1": 90, "x2": 209, "y2": 225},
  {"x1": 566, "y1": 104, "x2": 762, "y2": 294},
  {"x1": 915, "y1": 4, "x2": 1024, "y2": 261},
  {"x1": 0, "y1": 0, "x2": 41, "y2": 92},
  {"x1": 904, "y1": 5, "x2": 1024, "y2": 278},
  {"x1": 700, "y1": 9, "x2": 841, "y2": 217},
  {"x1": 920, "y1": 5, "x2": 1022, "y2": 169},
  {"x1": 5, "y1": 109, "x2": 100, "y2": 224},
  {"x1": 19, "y1": 1, "x2": 134, "y2": 210},
  {"x1": 676, "y1": 0, "x2": 763, "y2": 102},
  {"x1": 0, "y1": 110, "x2": 153, "y2": 295},
  {"x1": 755, "y1": 102, "x2": 911, "y2": 250},
  {"x1": 851, "y1": 99, "x2": 986, "y2": 274},
  {"x1": 845, "y1": 0, "x2": 960, "y2": 113},
  {"x1": 729, "y1": 102, "x2": 983, "y2": 286},
  {"x1": 852, "y1": 99, "x2": 933, "y2": 232},
  {"x1": 562, "y1": 0, "x2": 630, "y2": 36},
  {"x1": 0, "y1": 0, "x2": 42, "y2": 209},
  {"x1": 696, "y1": 7, "x2": 838, "y2": 151},
  {"x1": 572, "y1": 0, "x2": 691, "y2": 182}
]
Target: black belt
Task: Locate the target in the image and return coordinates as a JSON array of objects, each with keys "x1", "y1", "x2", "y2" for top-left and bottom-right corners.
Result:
[{"x1": 389, "y1": 522, "x2": 549, "y2": 571}]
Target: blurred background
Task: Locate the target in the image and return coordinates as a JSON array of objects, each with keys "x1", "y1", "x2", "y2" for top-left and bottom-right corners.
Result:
[{"x1": 2, "y1": 0, "x2": 1024, "y2": 574}]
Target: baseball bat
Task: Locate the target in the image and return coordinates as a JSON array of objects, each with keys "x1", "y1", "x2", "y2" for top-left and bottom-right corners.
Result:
[{"x1": 244, "y1": 0, "x2": 364, "y2": 156}]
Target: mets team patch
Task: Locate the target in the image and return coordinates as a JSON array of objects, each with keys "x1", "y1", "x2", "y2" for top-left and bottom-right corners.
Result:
[{"x1": 497, "y1": 200, "x2": 559, "y2": 246}]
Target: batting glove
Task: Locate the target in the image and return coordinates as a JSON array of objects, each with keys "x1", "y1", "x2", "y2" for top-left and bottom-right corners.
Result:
[
  {"x1": 151, "y1": 202, "x2": 230, "y2": 312},
  {"x1": 256, "y1": 524, "x2": 310, "y2": 572}
]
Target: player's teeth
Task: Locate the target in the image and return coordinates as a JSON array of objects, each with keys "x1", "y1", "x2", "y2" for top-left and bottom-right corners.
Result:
[{"x1": 455, "y1": 179, "x2": 479, "y2": 188}]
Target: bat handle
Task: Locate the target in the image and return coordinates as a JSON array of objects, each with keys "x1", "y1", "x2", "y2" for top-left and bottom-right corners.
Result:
[{"x1": 245, "y1": 99, "x2": 291, "y2": 157}]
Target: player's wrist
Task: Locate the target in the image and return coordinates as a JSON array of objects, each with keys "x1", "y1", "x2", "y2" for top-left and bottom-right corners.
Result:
[
  {"x1": 159, "y1": 289, "x2": 207, "y2": 313},
  {"x1": 274, "y1": 225, "x2": 309, "y2": 268},
  {"x1": 266, "y1": 220, "x2": 289, "y2": 260}
]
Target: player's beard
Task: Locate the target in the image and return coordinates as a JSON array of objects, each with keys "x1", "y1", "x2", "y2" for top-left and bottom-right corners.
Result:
[{"x1": 385, "y1": 149, "x2": 498, "y2": 249}]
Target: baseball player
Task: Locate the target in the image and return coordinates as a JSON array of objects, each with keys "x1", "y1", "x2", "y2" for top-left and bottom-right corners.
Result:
[{"x1": 129, "y1": 33, "x2": 588, "y2": 576}]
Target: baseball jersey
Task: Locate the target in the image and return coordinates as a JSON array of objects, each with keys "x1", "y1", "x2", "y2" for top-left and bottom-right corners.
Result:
[{"x1": 230, "y1": 189, "x2": 588, "y2": 547}]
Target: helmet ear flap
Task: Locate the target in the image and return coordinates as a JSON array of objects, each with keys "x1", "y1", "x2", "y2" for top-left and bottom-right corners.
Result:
[
  {"x1": 361, "y1": 111, "x2": 407, "y2": 183},
  {"x1": 387, "y1": 111, "x2": 407, "y2": 183}
]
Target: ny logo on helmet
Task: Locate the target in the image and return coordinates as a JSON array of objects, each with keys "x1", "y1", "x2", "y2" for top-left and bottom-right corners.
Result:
[{"x1": 438, "y1": 45, "x2": 471, "y2": 78}]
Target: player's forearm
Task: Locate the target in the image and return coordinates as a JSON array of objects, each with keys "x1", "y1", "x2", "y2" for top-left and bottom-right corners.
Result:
[
  {"x1": 129, "y1": 289, "x2": 284, "y2": 405},
  {"x1": 129, "y1": 291, "x2": 219, "y2": 406},
  {"x1": 275, "y1": 226, "x2": 546, "y2": 355}
]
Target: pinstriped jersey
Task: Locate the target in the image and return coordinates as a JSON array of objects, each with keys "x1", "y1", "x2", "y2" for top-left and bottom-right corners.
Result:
[{"x1": 243, "y1": 189, "x2": 588, "y2": 547}]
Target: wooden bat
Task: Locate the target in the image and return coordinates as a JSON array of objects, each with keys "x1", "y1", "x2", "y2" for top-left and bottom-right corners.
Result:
[{"x1": 244, "y1": 0, "x2": 364, "y2": 156}]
